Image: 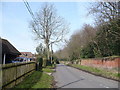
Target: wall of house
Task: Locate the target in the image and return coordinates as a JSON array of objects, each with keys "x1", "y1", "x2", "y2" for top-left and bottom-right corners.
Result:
[{"x1": 1, "y1": 61, "x2": 36, "y2": 88}]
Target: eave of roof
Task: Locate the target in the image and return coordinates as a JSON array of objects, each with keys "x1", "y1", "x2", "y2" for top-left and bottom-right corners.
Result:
[{"x1": 1, "y1": 39, "x2": 21, "y2": 55}]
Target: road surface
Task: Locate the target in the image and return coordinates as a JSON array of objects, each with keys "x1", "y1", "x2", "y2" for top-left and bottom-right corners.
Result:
[{"x1": 53, "y1": 64, "x2": 119, "y2": 88}]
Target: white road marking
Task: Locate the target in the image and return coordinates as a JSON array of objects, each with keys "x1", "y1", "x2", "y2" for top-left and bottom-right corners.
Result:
[
  {"x1": 105, "y1": 87, "x2": 109, "y2": 88},
  {"x1": 99, "y1": 84, "x2": 110, "y2": 88}
]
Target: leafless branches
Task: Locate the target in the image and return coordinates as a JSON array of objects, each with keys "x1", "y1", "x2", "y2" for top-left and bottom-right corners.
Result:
[{"x1": 30, "y1": 3, "x2": 69, "y2": 60}]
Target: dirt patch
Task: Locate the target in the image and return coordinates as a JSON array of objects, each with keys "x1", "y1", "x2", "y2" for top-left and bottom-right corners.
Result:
[{"x1": 51, "y1": 77, "x2": 57, "y2": 88}]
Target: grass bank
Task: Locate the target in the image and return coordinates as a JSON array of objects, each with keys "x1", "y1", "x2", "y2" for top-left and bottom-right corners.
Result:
[
  {"x1": 14, "y1": 66, "x2": 55, "y2": 88},
  {"x1": 67, "y1": 64, "x2": 120, "y2": 81},
  {"x1": 42, "y1": 68, "x2": 55, "y2": 73}
]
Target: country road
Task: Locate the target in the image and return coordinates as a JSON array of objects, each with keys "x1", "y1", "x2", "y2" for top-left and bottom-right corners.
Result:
[{"x1": 53, "y1": 64, "x2": 119, "y2": 88}]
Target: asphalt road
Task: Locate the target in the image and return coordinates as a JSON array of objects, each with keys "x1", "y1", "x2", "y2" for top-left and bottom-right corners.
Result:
[{"x1": 53, "y1": 64, "x2": 119, "y2": 88}]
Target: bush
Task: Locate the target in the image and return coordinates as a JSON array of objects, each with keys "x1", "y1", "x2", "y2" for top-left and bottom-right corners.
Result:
[{"x1": 36, "y1": 57, "x2": 43, "y2": 71}]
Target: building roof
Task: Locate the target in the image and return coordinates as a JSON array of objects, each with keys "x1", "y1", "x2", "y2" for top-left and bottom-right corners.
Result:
[
  {"x1": 1, "y1": 38, "x2": 21, "y2": 55},
  {"x1": 21, "y1": 52, "x2": 33, "y2": 54},
  {"x1": 20, "y1": 52, "x2": 33, "y2": 56}
]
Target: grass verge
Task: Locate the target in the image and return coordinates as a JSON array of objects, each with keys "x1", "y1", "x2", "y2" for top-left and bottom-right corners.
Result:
[
  {"x1": 67, "y1": 64, "x2": 120, "y2": 81},
  {"x1": 42, "y1": 68, "x2": 55, "y2": 73},
  {"x1": 14, "y1": 69, "x2": 54, "y2": 88},
  {"x1": 42, "y1": 64, "x2": 56, "y2": 73}
]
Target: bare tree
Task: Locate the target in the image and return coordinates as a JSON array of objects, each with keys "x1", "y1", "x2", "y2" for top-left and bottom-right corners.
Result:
[
  {"x1": 89, "y1": 2, "x2": 120, "y2": 36},
  {"x1": 89, "y1": 2, "x2": 119, "y2": 23},
  {"x1": 88, "y1": 2, "x2": 120, "y2": 56},
  {"x1": 30, "y1": 3, "x2": 69, "y2": 61}
]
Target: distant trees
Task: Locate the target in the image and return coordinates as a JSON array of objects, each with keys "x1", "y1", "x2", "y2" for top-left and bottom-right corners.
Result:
[
  {"x1": 54, "y1": 24, "x2": 97, "y2": 60},
  {"x1": 30, "y1": 3, "x2": 69, "y2": 61},
  {"x1": 36, "y1": 43, "x2": 47, "y2": 57},
  {"x1": 36, "y1": 43, "x2": 44, "y2": 55},
  {"x1": 54, "y1": 2, "x2": 120, "y2": 61}
]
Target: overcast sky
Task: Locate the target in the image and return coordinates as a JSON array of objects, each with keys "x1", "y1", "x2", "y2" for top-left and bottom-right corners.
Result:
[{"x1": 1, "y1": 2, "x2": 95, "y2": 54}]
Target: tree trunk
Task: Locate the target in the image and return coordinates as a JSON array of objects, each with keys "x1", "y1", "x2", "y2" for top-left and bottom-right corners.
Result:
[
  {"x1": 46, "y1": 43, "x2": 50, "y2": 60},
  {"x1": 51, "y1": 43, "x2": 53, "y2": 64}
]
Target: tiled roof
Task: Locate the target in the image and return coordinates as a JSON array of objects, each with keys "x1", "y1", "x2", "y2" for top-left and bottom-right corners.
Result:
[{"x1": 20, "y1": 52, "x2": 33, "y2": 56}]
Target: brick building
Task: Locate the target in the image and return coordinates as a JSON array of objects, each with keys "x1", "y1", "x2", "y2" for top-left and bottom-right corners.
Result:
[{"x1": 20, "y1": 52, "x2": 34, "y2": 58}]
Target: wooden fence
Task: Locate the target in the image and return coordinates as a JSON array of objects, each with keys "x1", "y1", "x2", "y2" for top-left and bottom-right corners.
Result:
[{"x1": 1, "y1": 61, "x2": 36, "y2": 88}]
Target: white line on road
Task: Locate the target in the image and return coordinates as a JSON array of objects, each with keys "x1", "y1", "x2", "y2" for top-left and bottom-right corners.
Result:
[
  {"x1": 105, "y1": 86, "x2": 110, "y2": 88},
  {"x1": 99, "y1": 84, "x2": 109, "y2": 88}
]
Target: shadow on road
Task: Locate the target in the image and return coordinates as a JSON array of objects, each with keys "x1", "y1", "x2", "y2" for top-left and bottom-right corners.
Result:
[{"x1": 58, "y1": 78, "x2": 84, "y2": 88}]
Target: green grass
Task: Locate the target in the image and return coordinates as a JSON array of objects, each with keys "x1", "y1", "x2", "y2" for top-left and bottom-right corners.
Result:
[
  {"x1": 32, "y1": 72, "x2": 53, "y2": 88},
  {"x1": 42, "y1": 68, "x2": 54, "y2": 73},
  {"x1": 13, "y1": 65, "x2": 56, "y2": 88},
  {"x1": 14, "y1": 71, "x2": 53, "y2": 88},
  {"x1": 104, "y1": 55, "x2": 120, "y2": 58},
  {"x1": 42, "y1": 64, "x2": 55, "y2": 73},
  {"x1": 68, "y1": 64, "x2": 120, "y2": 80}
]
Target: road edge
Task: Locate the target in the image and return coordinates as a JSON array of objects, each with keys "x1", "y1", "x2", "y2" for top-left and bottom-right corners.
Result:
[{"x1": 67, "y1": 64, "x2": 120, "y2": 82}]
